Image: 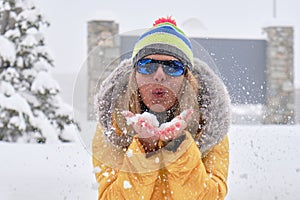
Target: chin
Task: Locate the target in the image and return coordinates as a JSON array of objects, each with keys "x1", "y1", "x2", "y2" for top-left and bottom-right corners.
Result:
[{"x1": 148, "y1": 104, "x2": 167, "y2": 113}]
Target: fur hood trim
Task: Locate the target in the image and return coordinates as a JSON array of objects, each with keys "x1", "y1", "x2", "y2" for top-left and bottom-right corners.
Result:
[{"x1": 95, "y1": 58, "x2": 231, "y2": 155}]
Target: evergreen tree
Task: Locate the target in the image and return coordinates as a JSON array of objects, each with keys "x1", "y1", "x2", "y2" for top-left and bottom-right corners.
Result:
[{"x1": 0, "y1": 0, "x2": 80, "y2": 143}]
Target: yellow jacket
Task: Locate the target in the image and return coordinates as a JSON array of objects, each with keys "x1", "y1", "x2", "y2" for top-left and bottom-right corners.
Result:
[{"x1": 92, "y1": 124, "x2": 229, "y2": 200}]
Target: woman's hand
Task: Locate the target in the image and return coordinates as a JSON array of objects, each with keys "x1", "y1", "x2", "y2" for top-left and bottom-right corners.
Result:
[
  {"x1": 159, "y1": 109, "x2": 194, "y2": 142},
  {"x1": 122, "y1": 109, "x2": 193, "y2": 151},
  {"x1": 122, "y1": 111, "x2": 160, "y2": 152}
]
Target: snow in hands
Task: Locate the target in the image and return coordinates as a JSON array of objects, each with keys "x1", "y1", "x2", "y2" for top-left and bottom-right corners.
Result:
[
  {"x1": 121, "y1": 109, "x2": 193, "y2": 141},
  {"x1": 122, "y1": 110, "x2": 160, "y2": 139}
]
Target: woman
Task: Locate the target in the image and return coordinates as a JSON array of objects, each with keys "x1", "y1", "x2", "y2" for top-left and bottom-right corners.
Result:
[{"x1": 92, "y1": 17, "x2": 231, "y2": 200}]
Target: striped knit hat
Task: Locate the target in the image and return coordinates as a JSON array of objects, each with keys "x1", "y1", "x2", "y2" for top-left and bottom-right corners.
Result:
[{"x1": 132, "y1": 17, "x2": 193, "y2": 69}]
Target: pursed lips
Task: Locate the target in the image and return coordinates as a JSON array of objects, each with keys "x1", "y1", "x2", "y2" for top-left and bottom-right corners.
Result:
[{"x1": 152, "y1": 88, "x2": 166, "y2": 98}]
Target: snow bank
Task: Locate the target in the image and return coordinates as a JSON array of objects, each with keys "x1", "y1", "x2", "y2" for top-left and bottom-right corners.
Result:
[
  {"x1": 227, "y1": 125, "x2": 300, "y2": 200},
  {"x1": 0, "y1": 125, "x2": 299, "y2": 200},
  {"x1": 0, "y1": 142, "x2": 97, "y2": 200}
]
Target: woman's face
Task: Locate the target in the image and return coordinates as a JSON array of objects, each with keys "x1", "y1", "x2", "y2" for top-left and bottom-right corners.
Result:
[{"x1": 136, "y1": 54, "x2": 184, "y2": 112}]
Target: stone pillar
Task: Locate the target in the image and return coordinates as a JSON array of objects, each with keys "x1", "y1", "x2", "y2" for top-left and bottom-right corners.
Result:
[
  {"x1": 296, "y1": 89, "x2": 300, "y2": 124},
  {"x1": 263, "y1": 26, "x2": 294, "y2": 124},
  {"x1": 87, "y1": 20, "x2": 120, "y2": 120}
]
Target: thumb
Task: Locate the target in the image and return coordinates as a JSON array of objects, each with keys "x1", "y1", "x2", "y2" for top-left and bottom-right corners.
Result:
[
  {"x1": 180, "y1": 108, "x2": 194, "y2": 122},
  {"x1": 121, "y1": 111, "x2": 136, "y2": 126},
  {"x1": 121, "y1": 110, "x2": 134, "y2": 118}
]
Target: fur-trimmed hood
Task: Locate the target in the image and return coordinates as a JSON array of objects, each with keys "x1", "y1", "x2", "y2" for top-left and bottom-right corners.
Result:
[{"x1": 95, "y1": 58, "x2": 231, "y2": 156}]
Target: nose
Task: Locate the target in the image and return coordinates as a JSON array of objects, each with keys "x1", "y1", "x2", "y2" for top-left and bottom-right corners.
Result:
[{"x1": 153, "y1": 66, "x2": 166, "y2": 82}]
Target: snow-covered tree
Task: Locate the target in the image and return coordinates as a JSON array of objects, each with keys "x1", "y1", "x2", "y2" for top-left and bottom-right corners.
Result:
[{"x1": 0, "y1": 0, "x2": 80, "y2": 143}]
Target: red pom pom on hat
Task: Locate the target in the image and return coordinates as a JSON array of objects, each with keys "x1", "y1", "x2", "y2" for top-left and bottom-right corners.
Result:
[{"x1": 153, "y1": 16, "x2": 177, "y2": 27}]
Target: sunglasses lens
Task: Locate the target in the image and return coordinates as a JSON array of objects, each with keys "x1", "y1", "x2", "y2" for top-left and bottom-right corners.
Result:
[
  {"x1": 136, "y1": 59, "x2": 185, "y2": 76},
  {"x1": 164, "y1": 60, "x2": 185, "y2": 76},
  {"x1": 136, "y1": 59, "x2": 157, "y2": 75}
]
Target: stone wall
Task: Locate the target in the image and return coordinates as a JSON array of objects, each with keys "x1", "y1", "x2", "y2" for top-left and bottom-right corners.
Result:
[
  {"x1": 87, "y1": 20, "x2": 120, "y2": 120},
  {"x1": 263, "y1": 26, "x2": 294, "y2": 124}
]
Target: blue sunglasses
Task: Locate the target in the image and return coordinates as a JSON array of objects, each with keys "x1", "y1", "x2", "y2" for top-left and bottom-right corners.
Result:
[{"x1": 135, "y1": 58, "x2": 186, "y2": 77}]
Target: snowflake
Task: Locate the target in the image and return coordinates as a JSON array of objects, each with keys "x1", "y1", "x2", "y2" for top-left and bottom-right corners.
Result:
[
  {"x1": 123, "y1": 180, "x2": 132, "y2": 189},
  {"x1": 92, "y1": 166, "x2": 101, "y2": 173},
  {"x1": 126, "y1": 149, "x2": 133, "y2": 157},
  {"x1": 102, "y1": 172, "x2": 109, "y2": 177}
]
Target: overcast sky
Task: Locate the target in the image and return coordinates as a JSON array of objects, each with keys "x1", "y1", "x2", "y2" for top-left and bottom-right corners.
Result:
[{"x1": 33, "y1": 0, "x2": 299, "y2": 87}]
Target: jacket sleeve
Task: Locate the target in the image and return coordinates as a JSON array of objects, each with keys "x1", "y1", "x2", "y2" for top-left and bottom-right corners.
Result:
[
  {"x1": 163, "y1": 131, "x2": 229, "y2": 200},
  {"x1": 92, "y1": 125, "x2": 160, "y2": 200}
]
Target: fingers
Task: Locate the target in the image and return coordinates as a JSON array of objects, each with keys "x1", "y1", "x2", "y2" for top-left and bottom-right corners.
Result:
[
  {"x1": 121, "y1": 110, "x2": 134, "y2": 118},
  {"x1": 121, "y1": 111, "x2": 137, "y2": 126},
  {"x1": 175, "y1": 121, "x2": 182, "y2": 129},
  {"x1": 121, "y1": 110, "x2": 191, "y2": 142},
  {"x1": 121, "y1": 111, "x2": 159, "y2": 139},
  {"x1": 159, "y1": 121, "x2": 183, "y2": 141},
  {"x1": 179, "y1": 108, "x2": 194, "y2": 121},
  {"x1": 137, "y1": 118, "x2": 154, "y2": 130}
]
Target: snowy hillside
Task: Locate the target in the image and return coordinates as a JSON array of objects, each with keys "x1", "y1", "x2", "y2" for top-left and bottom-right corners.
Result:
[{"x1": 0, "y1": 125, "x2": 299, "y2": 200}]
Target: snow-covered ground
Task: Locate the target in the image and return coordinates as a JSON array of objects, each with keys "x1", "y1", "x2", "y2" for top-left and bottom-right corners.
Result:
[
  {"x1": 0, "y1": 125, "x2": 299, "y2": 200},
  {"x1": 227, "y1": 125, "x2": 300, "y2": 200}
]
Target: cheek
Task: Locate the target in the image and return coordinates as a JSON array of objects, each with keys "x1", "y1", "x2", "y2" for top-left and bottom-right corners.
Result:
[
  {"x1": 168, "y1": 77, "x2": 184, "y2": 93},
  {"x1": 136, "y1": 73, "x2": 149, "y2": 87},
  {"x1": 139, "y1": 85, "x2": 152, "y2": 98}
]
